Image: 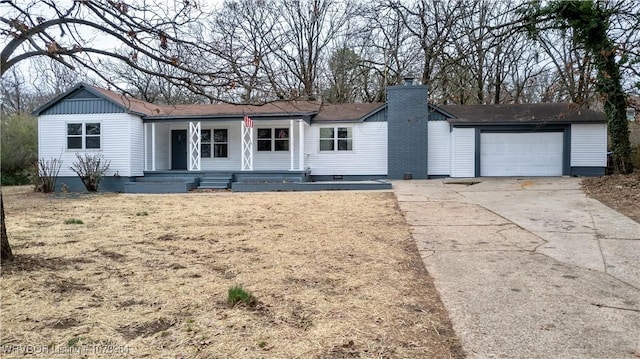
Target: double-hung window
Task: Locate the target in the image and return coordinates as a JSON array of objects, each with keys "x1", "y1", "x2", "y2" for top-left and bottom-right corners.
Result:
[
  {"x1": 201, "y1": 129, "x2": 228, "y2": 158},
  {"x1": 67, "y1": 123, "x2": 101, "y2": 150},
  {"x1": 257, "y1": 128, "x2": 289, "y2": 152},
  {"x1": 320, "y1": 127, "x2": 352, "y2": 151}
]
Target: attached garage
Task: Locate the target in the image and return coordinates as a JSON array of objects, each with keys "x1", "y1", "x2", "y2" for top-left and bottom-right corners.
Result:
[
  {"x1": 480, "y1": 132, "x2": 564, "y2": 176},
  {"x1": 441, "y1": 103, "x2": 607, "y2": 178}
]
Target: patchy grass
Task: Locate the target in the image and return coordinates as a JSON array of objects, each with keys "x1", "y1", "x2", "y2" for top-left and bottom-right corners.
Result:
[
  {"x1": 1, "y1": 187, "x2": 463, "y2": 358},
  {"x1": 64, "y1": 218, "x2": 84, "y2": 225},
  {"x1": 227, "y1": 285, "x2": 256, "y2": 308}
]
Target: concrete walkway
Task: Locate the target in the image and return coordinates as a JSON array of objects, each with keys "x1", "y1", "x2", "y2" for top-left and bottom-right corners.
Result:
[{"x1": 394, "y1": 178, "x2": 640, "y2": 358}]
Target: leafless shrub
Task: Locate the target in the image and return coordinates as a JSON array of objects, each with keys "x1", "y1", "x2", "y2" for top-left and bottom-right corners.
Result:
[
  {"x1": 70, "y1": 153, "x2": 110, "y2": 192},
  {"x1": 33, "y1": 157, "x2": 62, "y2": 193}
]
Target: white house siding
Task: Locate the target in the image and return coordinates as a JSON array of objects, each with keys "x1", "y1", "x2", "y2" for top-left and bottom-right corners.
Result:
[
  {"x1": 200, "y1": 121, "x2": 242, "y2": 171},
  {"x1": 38, "y1": 113, "x2": 134, "y2": 177},
  {"x1": 154, "y1": 123, "x2": 171, "y2": 170},
  {"x1": 305, "y1": 122, "x2": 387, "y2": 176},
  {"x1": 428, "y1": 121, "x2": 451, "y2": 176},
  {"x1": 252, "y1": 120, "x2": 304, "y2": 171},
  {"x1": 450, "y1": 127, "x2": 475, "y2": 177},
  {"x1": 129, "y1": 115, "x2": 144, "y2": 176},
  {"x1": 571, "y1": 123, "x2": 607, "y2": 167}
]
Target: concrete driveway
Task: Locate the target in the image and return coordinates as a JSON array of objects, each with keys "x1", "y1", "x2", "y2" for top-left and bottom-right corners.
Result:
[{"x1": 394, "y1": 177, "x2": 640, "y2": 358}]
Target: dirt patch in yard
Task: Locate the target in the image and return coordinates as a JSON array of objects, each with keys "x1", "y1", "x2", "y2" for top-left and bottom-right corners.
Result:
[
  {"x1": 582, "y1": 173, "x2": 640, "y2": 223},
  {"x1": 1, "y1": 187, "x2": 463, "y2": 358}
]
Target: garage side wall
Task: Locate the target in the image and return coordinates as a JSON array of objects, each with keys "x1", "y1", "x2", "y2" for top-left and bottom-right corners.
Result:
[
  {"x1": 570, "y1": 123, "x2": 607, "y2": 176},
  {"x1": 450, "y1": 127, "x2": 475, "y2": 177},
  {"x1": 428, "y1": 121, "x2": 451, "y2": 176}
]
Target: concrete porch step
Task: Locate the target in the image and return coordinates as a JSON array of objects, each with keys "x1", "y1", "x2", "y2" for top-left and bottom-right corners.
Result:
[{"x1": 198, "y1": 175, "x2": 233, "y2": 189}]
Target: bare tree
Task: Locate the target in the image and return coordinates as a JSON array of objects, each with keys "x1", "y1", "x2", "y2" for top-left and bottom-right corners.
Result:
[
  {"x1": 104, "y1": 53, "x2": 212, "y2": 104},
  {"x1": 206, "y1": 0, "x2": 286, "y2": 102},
  {"x1": 356, "y1": 2, "x2": 417, "y2": 102},
  {"x1": 0, "y1": 1, "x2": 226, "y2": 99},
  {"x1": 387, "y1": 0, "x2": 465, "y2": 90},
  {"x1": 271, "y1": 0, "x2": 356, "y2": 100},
  {"x1": 535, "y1": 30, "x2": 597, "y2": 106}
]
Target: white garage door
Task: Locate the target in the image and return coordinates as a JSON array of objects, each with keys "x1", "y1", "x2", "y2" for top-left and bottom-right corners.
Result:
[{"x1": 481, "y1": 132, "x2": 564, "y2": 176}]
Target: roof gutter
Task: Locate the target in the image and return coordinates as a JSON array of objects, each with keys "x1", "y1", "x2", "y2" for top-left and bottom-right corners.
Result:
[{"x1": 143, "y1": 113, "x2": 314, "y2": 123}]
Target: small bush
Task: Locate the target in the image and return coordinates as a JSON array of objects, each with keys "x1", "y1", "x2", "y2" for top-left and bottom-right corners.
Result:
[
  {"x1": 227, "y1": 285, "x2": 256, "y2": 307},
  {"x1": 136, "y1": 211, "x2": 149, "y2": 216},
  {"x1": 1, "y1": 114, "x2": 37, "y2": 177},
  {"x1": 64, "y1": 218, "x2": 84, "y2": 225},
  {"x1": 70, "y1": 153, "x2": 110, "y2": 192},
  {"x1": 1, "y1": 170, "x2": 31, "y2": 186},
  {"x1": 33, "y1": 157, "x2": 63, "y2": 193}
]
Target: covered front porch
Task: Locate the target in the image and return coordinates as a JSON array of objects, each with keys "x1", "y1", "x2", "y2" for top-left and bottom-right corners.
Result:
[
  {"x1": 123, "y1": 169, "x2": 390, "y2": 193},
  {"x1": 124, "y1": 117, "x2": 391, "y2": 193},
  {"x1": 142, "y1": 118, "x2": 308, "y2": 173}
]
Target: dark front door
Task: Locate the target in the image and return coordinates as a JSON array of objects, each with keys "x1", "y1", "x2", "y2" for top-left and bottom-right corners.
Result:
[{"x1": 171, "y1": 130, "x2": 188, "y2": 170}]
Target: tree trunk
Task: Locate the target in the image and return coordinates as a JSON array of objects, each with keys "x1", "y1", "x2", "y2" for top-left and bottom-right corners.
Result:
[{"x1": 1, "y1": 192, "x2": 15, "y2": 262}]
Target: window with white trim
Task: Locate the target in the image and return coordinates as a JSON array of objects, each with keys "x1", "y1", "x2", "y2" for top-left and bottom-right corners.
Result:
[
  {"x1": 320, "y1": 127, "x2": 352, "y2": 151},
  {"x1": 201, "y1": 129, "x2": 228, "y2": 158},
  {"x1": 67, "y1": 123, "x2": 101, "y2": 149},
  {"x1": 257, "y1": 128, "x2": 289, "y2": 152}
]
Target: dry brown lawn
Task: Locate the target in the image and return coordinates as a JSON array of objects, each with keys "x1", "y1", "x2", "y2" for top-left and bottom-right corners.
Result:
[
  {"x1": 1, "y1": 186, "x2": 463, "y2": 358},
  {"x1": 582, "y1": 173, "x2": 640, "y2": 223}
]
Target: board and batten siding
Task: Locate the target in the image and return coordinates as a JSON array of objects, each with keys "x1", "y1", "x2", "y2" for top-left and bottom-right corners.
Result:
[
  {"x1": 428, "y1": 121, "x2": 451, "y2": 176},
  {"x1": 305, "y1": 122, "x2": 387, "y2": 176},
  {"x1": 450, "y1": 127, "x2": 475, "y2": 177},
  {"x1": 570, "y1": 123, "x2": 607, "y2": 167},
  {"x1": 41, "y1": 99, "x2": 125, "y2": 115},
  {"x1": 38, "y1": 113, "x2": 136, "y2": 177}
]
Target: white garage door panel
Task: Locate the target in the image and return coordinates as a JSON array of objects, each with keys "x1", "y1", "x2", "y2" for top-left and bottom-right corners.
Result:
[{"x1": 481, "y1": 132, "x2": 564, "y2": 176}]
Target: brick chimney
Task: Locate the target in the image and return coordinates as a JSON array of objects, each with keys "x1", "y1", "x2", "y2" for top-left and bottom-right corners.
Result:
[{"x1": 386, "y1": 77, "x2": 429, "y2": 179}]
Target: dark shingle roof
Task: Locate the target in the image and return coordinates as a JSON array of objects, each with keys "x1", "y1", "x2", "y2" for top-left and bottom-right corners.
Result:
[
  {"x1": 314, "y1": 103, "x2": 385, "y2": 122},
  {"x1": 36, "y1": 83, "x2": 384, "y2": 122},
  {"x1": 91, "y1": 84, "x2": 321, "y2": 118},
  {"x1": 442, "y1": 103, "x2": 605, "y2": 124}
]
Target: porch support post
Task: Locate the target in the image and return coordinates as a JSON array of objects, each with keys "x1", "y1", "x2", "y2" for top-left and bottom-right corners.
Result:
[
  {"x1": 289, "y1": 119, "x2": 294, "y2": 171},
  {"x1": 188, "y1": 121, "x2": 201, "y2": 171},
  {"x1": 143, "y1": 122, "x2": 148, "y2": 171},
  {"x1": 151, "y1": 122, "x2": 156, "y2": 171},
  {"x1": 241, "y1": 118, "x2": 253, "y2": 170},
  {"x1": 298, "y1": 119, "x2": 304, "y2": 170}
]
